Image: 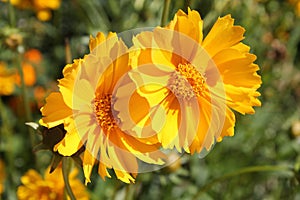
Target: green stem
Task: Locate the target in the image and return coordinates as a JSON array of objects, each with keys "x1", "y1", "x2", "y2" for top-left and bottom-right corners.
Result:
[
  {"x1": 161, "y1": 0, "x2": 171, "y2": 26},
  {"x1": 125, "y1": 184, "x2": 135, "y2": 200},
  {"x1": 16, "y1": 53, "x2": 37, "y2": 147},
  {"x1": 193, "y1": 165, "x2": 292, "y2": 199},
  {"x1": 62, "y1": 157, "x2": 76, "y2": 200},
  {"x1": 0, "y1": 97, "x2": 16, "y2": 198},
  {"x1": 16, "y1": 54, "x2": 31, "y2": 122},
  {"x1": 8, "y1": 0, "x2": 16, "y2": 27}
]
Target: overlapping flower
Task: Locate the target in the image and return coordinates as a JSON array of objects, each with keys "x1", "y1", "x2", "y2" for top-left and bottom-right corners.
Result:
[
  {"x1": 40, "y1": 8, "x2": 262, "y2": 184},
  {"x1": 40, "y1": 32, "x2": 165, "y2": 183},
  {"x1": 115, "y1": 8, "x2": 261, "y2": 154}
]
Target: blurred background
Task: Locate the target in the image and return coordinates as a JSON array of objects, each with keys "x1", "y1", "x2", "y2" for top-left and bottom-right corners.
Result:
[{"x1": 0, "y1": 0, "x2": 300, "y2": 199}]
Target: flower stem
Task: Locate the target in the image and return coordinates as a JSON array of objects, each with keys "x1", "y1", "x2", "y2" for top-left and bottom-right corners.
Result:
[
  {"x1": 193, "y1": 165, "x2": 293, "y2": 199},
  {"x1": 0, "y1": 97, "x2": 17, "y2": 198},
  {"x1": 125, "y1": 184, "x2": 135, "y2": 200},
  {"x1": 16, "y1": 53, "x2": 37, "y2": 147},
  {"x1": 161, "y1": 0, "x2": 171, "y2": 26},
  {"x1": 8, "y1": 0, "x2": 16, "y2": 27},
  {"x1": 62, "y1": 157, "x2": 76, "y2": 200}
]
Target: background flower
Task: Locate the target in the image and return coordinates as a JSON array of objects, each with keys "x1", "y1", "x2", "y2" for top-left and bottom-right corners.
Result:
[
  {"x1": 0, "y1": 61, "x2": 17, "y2": 96},
  {"x1": 17, "y1": 166, "x2": 89, "y2": 200},
  {"x1": 9, "y1": 0, "x2": 61, "y2": 21}
]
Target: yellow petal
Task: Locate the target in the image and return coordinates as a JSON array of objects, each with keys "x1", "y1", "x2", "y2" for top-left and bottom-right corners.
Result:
[
  {"x1": 72, "y1": 79, "x2": 95, "y2": 111},
  {"x1": 98, "y1": 162, "x2": 111, "y2": 180},
  {"x1": 202, "y1": 15, "x2": 245, "y2": 57},
  {"x1": 39, "y1": 92, "x2": 72, "y2": 128},
  {"x1": 105, "y1": 138, "x2": 137, "y2": 183},
  {"x1": 213, "y1": 48, "x2": 261, "y2": 88},
  {"x1": 54, "y1": 133, "x2": 82, "y2": 156},
  {"x1": 225, "y1": 84, "x2": 261, "y2": 114},
  {"x1": 153, "y1": 96, "x2": 182, "y2": 151},
  {"x1": 189, "y1": 95, "x2": 217, "y2": 154},
  {"x1": 166, "y1": 8, "x2": 203, "y2": 44},
  {"x1": 218, "y1": 107, "x2": 236, "y2": 141},
  {"x1": 133, "y1": 31, "x2": 175, "y2": 68},
  {"x1": 89, "y1": 32, "x2": 117, "y2": 52},
  {"x1": 20, "y1": 170, "x2": 42, "y2": 185},
  {"x1": 58, "y1": 59, "x2": 82, "y2": 109},
  {"x1": 82, "y1": 150, "x2": 96, "y2": 184},
  {"x1": 116, "y1": 128, "x2": 165, "y2": 164}
]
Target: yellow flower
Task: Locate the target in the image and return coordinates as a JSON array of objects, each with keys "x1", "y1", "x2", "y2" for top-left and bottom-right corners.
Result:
[
  {"x1": 36, "y1": 10, "x2": 52, "y2": 21},
  {"x1": 0, "y1": 62, "x2": 17, "y2": 96},
  {"x1": 40, "y1": 32, "x2": 165, "y2": 183},
  {"x1": 116, "y1": 8, "x2": 261, "y2": 154},
  {"x1": 34, "y1": 0, "x2": 61, "y2": 10},
  {"x1": 17, "y1": 166, "x2": 89, "y2": 200}
]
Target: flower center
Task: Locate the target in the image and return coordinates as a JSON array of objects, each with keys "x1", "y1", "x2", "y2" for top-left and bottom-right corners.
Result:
[
  {"x1": 168, "y1": 63, "x2": 206, "y2": 100},
  {"x1": 94, "y1": 94, "x2": 117, "y2": 131}
]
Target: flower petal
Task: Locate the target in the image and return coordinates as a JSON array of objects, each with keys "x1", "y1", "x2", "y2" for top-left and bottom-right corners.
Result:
[
  {"x1": 202, "y1": 15, "x2": 245, "y2": 57},
  {"x1": 54, "y1": 130, "x2": 82, "y2": 156},
  {"x1": 39, "y1": 92, "x2": 72, "y2": 128}
]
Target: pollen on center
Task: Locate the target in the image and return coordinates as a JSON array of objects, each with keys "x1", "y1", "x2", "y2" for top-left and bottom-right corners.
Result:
[
  {"x1": 94, "y1": 94, "x2": 117, "y2": 131},
  {"x1": 168, "y1": 63, "x2": 206, "y2": 100}
]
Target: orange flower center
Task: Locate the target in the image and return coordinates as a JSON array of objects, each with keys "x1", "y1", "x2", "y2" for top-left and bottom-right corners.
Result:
[
  {"x1": 94, "y1": 94, "x2": 117, "y2": 131},
  {"x1": 168, "y1": 63, "x2": 206, "y2": 100}
]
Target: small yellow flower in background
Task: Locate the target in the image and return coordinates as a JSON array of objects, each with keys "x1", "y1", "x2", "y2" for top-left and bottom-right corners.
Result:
[
  {"x1": 36, "y1": 10, "x2": 52, "y2": 21},
  {"x1": 40, "y1": 32, "x2": 165, "y2": 184},
  {"x1": 0, "y1": 160, "x2": 5, "y2": 195},
  {"x1": 9, "y1": 0, "x2": 61, "y2": 21},
  {"x1": 116, "y1": 8, "x2": 261, "y2": 154},
  {"x1": 17, "y1": 166, "x2": 89, "y2": 200},
  {"x1": 0, "y1": 62, "x2": 17, "y2": 96}
]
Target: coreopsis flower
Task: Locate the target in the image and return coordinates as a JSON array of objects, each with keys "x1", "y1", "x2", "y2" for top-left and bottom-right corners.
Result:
[
  {"x1": 115, "y1": 8, "x2": 261, "y2": 154},
  {"x1": 40, "y1": 32, "x2": 164, "y2": 183},
  {"x1": 0, "y1": 62, "x2": 17, "y2": 96},
  {"x1": 17, "y1": 166, "x2": 89, "y2": 200}
]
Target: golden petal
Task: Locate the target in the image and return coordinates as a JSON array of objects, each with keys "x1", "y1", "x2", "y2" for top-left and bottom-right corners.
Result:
[
  {"x1": 202, "y1": 15, "x2": 245, "y2": 57},
  {"x1": 39, "y1": 92, "x2": 72, "y2": 128}
]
